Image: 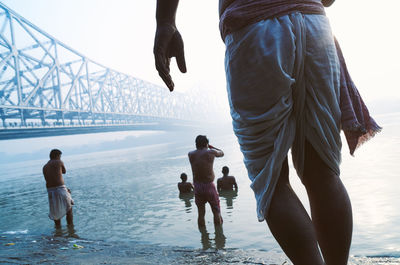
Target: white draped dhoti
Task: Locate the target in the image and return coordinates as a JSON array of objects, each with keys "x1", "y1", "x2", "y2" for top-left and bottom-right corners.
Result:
[
  {"x1": 47, "y1": 185, "x2": 74, "y2": 220},
  {"x1": 224, "y1": 13, "x2": 341, "y2": 221}
]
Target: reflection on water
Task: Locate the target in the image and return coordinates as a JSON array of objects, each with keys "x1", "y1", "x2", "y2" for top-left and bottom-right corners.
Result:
[
  {"x1": 179, "y1": 192, "x2": 194, "y2": 213},
  {"x1": 219, "y1": 190, "x2": 238, "y2": 209},
  {"x1": 53, "y1": 224, "x2": 79, "y2": 239},
  {"x1": 199, "y1": 225, "x2": 226, "y2": 250},
  {"x1": 1, "y1": 116, "x2": 400, "y2": 260}
]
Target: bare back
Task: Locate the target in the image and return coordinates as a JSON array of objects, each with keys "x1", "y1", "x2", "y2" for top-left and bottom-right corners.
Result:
[
  {"x1": 217, "y1": 176, "x2": 238, "y2": 191},
  {"x1": 43, "y1": 159, "x2": 66, "y2": 188},
  {"x1": 188, "y1": 148, "x2": 222, "y2": 183},
  {"x1": 178, "y1": 182, "x2": 194, "y2": 193}
]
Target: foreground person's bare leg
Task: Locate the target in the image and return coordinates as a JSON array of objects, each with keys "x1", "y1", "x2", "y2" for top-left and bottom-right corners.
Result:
[
  {"x1": 303, "y1": 141, "x2": 352, "y2": 265},
  {"x1": 266, "y1": 157, "x2": 325, "y2": 265}
]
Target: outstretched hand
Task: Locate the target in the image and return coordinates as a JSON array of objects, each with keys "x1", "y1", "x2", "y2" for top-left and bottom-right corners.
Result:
[{"x1": 154, "y1": 23, "x2": 187, "y2": 91}]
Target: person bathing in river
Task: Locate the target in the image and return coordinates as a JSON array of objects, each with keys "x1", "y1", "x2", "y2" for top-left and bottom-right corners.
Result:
[
  {"x1": 43, "y1": 149, "x2": 74, "y2": 227},
  {"x1": 188, "y1": 135, "x2": 224, "y2": 227},
  {"x1": 178, "y1": 172, "x2": 194, "y2": 193},
  {"x1": 217, "y1": 166, "x2": 238, "y2": 192}
]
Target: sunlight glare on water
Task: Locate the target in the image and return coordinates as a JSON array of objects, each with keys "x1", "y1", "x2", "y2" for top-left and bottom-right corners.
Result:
[{"x1": 1, "y1": 114, "x2": 400, "y2": 263}]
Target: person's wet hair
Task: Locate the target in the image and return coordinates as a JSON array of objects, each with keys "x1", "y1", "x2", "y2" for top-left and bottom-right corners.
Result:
[
  {"x1": 222, "y1": 166, "x2": 229, "y2": 174},
  {"x1": 180, "y1": 173, "x2": 187, "y2": 181},
  {"x1": 49, "y1": 149, "x2": 62, "y2": 159},
  {"x1": 195, "y1": 135, "x2": 209, "y2": 149}
]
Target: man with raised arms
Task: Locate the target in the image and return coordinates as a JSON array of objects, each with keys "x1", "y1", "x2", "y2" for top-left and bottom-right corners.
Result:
[
  {"x1": 43, "y1": 149, "x2": 74, "y2": 227},
  {"x1": 188, "y1": 135, "x2": 224, "y2": 227}
]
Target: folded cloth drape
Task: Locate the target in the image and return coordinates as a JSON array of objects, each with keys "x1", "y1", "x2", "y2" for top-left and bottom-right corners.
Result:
[
  {"x1": 225, "y1": 13, "x2": 342, "y2": 221},
  {"x1": 220, "y1": 0, "x2": 382, "y2": 157},
  {"x1": 335, "y1": 37, "x2": 382, "y2": 155},
  {"x1": 47, "y1": 185, "x2": 73, "y2": 220},
  {"x1": 223, "y1": 2, "x2": 381, "y2": 222}
]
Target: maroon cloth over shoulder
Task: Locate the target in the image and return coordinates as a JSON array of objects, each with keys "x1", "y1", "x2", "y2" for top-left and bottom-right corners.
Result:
[
  {"x1": 334, "y1": 37, "x2": 382, "y2": 155},
  {"x1": 219, "y1": 0, "x2": 382, "y2": 155},
  {"x1": 219, "y1": 0, "x2": 325, "y2": 41}
]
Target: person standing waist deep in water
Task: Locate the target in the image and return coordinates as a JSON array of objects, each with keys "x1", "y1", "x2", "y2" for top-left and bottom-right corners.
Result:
[
  {"x1": 153, "y1": 1, "x2": 353, "y2": 264},
  {"x1": 217, "y1": 166, "x2": 238, "y2": 192},
  {"x1": 188, "y1": 135, "x2": 224, "y2": 227},
  {"x1": 178, "y1": 172, "x2": 194, "y2": 193}
]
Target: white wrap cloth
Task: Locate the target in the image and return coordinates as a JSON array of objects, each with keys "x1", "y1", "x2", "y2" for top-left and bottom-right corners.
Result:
[
  {"x1": 224, "y1": 13, "x2": 341, "y2": 221},
  {"x1": 47, "y1": 185, "x2": 74, "y2": 220}
]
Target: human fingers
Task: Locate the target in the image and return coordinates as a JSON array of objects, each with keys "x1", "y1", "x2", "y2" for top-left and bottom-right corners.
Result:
[
  {"x1": 154, "y1": 28, "x2": 175, "y2": 91},
  {"x1": 157, "y1": 68, "x2": 174, "y2": 92},
  {"x1": 159, "y1": 72, "x2": 174, "y2": 91},
  {"x1": 155, "y1": 53, "x2": 174, "y2": 91},
  {"x1": 154, "y1": 44, "x2": 170, "y2": 77},
  {"x1": 176, "y1": 49, "x2": 186, "y2": 73},
  {"x1": 172, "y1": 32, "x2": 186, "y2": 73}
]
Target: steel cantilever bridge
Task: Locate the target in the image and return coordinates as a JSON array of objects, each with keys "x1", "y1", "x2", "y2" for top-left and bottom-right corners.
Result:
[{"x1": 0, "y1": 2, "x2": 220, "y2": 139}]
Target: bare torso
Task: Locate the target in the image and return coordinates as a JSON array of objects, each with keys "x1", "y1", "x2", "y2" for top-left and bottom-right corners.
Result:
[
  {"x1": 178, "y1": 182, "x2": 194, "y2": 193},
  {"x1": 43, "y1": 159, "x2": 66, "y2": 188},
  {"x1": 217, "y1": 176, "x2": 237, "y2": 191},
  {"x1": 188, "y1": 148, "x2": 219, "y2": 183}
]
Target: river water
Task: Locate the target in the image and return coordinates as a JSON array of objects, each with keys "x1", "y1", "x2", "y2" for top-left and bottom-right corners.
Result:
[{"x1": 0, "y1": 114, "x2": 399, "y2": 264}]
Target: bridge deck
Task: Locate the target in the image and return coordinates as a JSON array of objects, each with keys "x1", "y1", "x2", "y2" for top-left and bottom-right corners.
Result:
[{"x1": 0, "y1": 122, "x2": 199, "y2": 140}]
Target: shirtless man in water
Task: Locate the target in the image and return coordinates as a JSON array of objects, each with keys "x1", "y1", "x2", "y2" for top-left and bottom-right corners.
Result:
[
  {"x1": 177, "y1": 172, "x2": 194, "y2": 193},
  {"x1": 188, "y1": 135, "x2": 224, "y2": 227},
  {"x1": 43, "y1": 149, "x2": 74, "y2": 227},
  {"x1": 217, "y1": 166, "x2": 238, "y2": 192}
]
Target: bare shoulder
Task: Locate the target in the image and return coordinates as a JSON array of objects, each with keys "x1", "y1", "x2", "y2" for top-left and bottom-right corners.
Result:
[
  {"x1": 207, "y1": 149, "x2": 218, "y2": 156},
  {"x1": 54, "y1": 160, "x2": 64, "y2": 167},
  {"x1": 208, "y1": 148, "x2": 224, "y2": 158}
]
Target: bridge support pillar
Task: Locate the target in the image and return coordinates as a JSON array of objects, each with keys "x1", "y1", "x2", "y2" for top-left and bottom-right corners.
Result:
[
  {"x1": 40, "y1": 110, "x2": 46, "y2": 126},
  {"x1": 0, "y1": 108, "x2": 5, "y2": 128},
  {"x1": 56, "y1": 111, "x2": 65, "y2": 126},
  {"x1": 20, "y1": 109, "x2": 26, "y2": 127},
  {"x1": 90, "y1": 112, "x2": 95, "y2": 125},
  {"x1": 77, "y1": 112, "x2": 81, "y2": 125}
]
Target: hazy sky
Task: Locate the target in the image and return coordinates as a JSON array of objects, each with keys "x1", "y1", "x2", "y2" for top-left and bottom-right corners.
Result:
[{"x1": 1, "y1": 0, "x2": 399, "y2": 107}]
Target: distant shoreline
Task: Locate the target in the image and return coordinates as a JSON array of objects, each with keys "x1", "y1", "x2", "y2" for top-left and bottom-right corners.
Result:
[{"x1": 0, "y1": 123, "x2": 203, "y2": 141}]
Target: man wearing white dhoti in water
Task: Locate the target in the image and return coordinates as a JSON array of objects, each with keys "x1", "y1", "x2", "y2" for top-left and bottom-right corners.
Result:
[{"x1": 43, "y1": 149, "x2": 74, "y2": 227}]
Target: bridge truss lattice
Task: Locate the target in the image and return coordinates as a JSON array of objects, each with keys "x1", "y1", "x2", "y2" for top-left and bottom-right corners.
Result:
[{"x1": 0, "y1": 2, "x2": 213, "y2": 129}]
